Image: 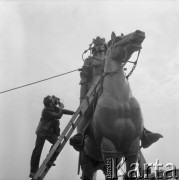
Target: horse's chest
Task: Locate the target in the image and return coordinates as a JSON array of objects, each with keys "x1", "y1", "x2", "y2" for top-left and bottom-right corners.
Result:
[
  {"x1": 100, "y1": 101, "x2": 131, "y2": 119},
  {"x1": 114, "y1": 102, "x2": 131, "y2": 118}
]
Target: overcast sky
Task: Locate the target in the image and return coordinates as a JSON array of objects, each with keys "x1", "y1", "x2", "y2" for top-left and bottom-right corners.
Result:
[{"x1": 0, "y1": 0, "x2": 178, "y2": 180}]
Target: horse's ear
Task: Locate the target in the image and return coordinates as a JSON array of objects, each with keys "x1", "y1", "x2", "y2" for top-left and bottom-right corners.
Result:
[{"x1": 111, "y1": 31, "x2": 116, "y2": 40}]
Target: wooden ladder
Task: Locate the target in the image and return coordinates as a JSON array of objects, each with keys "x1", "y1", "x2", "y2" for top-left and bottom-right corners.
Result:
[{"x1": 32, "y1": 76, "x2": 102, "y2": 180}]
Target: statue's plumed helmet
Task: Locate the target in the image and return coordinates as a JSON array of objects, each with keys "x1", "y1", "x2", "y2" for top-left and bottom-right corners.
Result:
[
  {"x1": 92, "y1": 36, "x2": 107, "y2": 54},
  {"x1": 43, "y1": 95, "x2": 53, "y2": 107},
  {"x1": 93, "y1": 36, "x2": 106, "y2": 46}
]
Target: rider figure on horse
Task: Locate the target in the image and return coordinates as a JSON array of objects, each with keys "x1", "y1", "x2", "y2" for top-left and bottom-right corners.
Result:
[
  {"x1": 70, "y1": 36, "x2": 163, "y2": 151},
  {"x1": 79, "y1": 36, "x2": 106, "y2": 103}
]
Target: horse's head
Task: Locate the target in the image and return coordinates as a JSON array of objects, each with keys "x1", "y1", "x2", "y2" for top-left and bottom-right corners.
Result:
[{"x1": 106, "y1": 30, "x2": 145, "y2": 63}]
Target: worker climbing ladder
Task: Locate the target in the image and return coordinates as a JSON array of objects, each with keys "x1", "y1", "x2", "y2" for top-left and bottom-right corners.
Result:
[{"x1": 32, "y1": 76, "x2": 103, "y2": 180}]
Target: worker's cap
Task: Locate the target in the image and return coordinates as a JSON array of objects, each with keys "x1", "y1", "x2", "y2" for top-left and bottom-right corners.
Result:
[{"x1": 43, "y1": 95, "x2": 53, "y2": 107}]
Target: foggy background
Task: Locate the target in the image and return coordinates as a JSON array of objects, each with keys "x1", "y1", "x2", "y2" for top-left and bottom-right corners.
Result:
[{"x1": 0, "y1": 0, "x2": 178, "y2": 180}]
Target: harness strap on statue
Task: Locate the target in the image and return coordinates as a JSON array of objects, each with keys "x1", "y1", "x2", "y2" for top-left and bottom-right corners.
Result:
[{"x1": 126, "y1": 50, "x2": 141, "y2": 79}]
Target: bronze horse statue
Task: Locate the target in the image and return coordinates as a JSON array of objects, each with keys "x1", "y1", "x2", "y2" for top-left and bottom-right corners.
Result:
[{"x1": 79, "y1": 30, "x2": 145, "y2": 180}]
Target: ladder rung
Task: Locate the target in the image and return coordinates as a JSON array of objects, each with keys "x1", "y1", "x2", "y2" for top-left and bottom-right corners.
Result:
[
  {"x1": 63, "y1": 136, "x2": 67, "y2": 141},
  {"x1": 46, "y1": 162, "x2": 52, "y2": 168},
  {"x1": 71, "y1": 122, "x2": 75, "y2": 128},
  {"x1": 86, "y1": 96, "x2": 89, "y2": 105}
]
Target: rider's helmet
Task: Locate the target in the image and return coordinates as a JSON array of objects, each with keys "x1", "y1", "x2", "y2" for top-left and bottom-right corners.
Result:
[
  {"x1": 92, "y1": 36, "x2": 107, "y2": 55},
  {"x1": 43, "y1": 95, "x2": 54, "y2": 107}
]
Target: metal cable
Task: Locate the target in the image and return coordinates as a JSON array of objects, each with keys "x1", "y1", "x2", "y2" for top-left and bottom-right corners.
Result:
[{"x1": 0, "y1": 69, "x2": 80, "y2": 94}]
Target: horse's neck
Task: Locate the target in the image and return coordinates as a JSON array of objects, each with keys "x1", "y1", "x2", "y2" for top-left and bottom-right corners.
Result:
[{"x1": 103, "y1": 57, "x2": 132, "y2": 101}]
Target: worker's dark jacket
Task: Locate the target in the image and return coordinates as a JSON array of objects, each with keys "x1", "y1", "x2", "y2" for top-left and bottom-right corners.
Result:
[
  {"x1": 35, "y1": 107, "x2": 63, "y2": 136},
  {"x1": 36, "y1": 107, "x2": 74, "y2": 136}
]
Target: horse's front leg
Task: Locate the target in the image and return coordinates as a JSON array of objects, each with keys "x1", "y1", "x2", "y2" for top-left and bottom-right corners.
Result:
[
  {"x1": 80, "y1": 151, "x2": 105, "y2": 180},
  {"x1": 123, "y1": 138, "x2": 140, "y2": 180},
  {"x1": 99, "y1": 137, "x2": 123, "y2": 180},
  {"x1": 123, "y1": 154, "x2": 138, "y2": 180}
]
